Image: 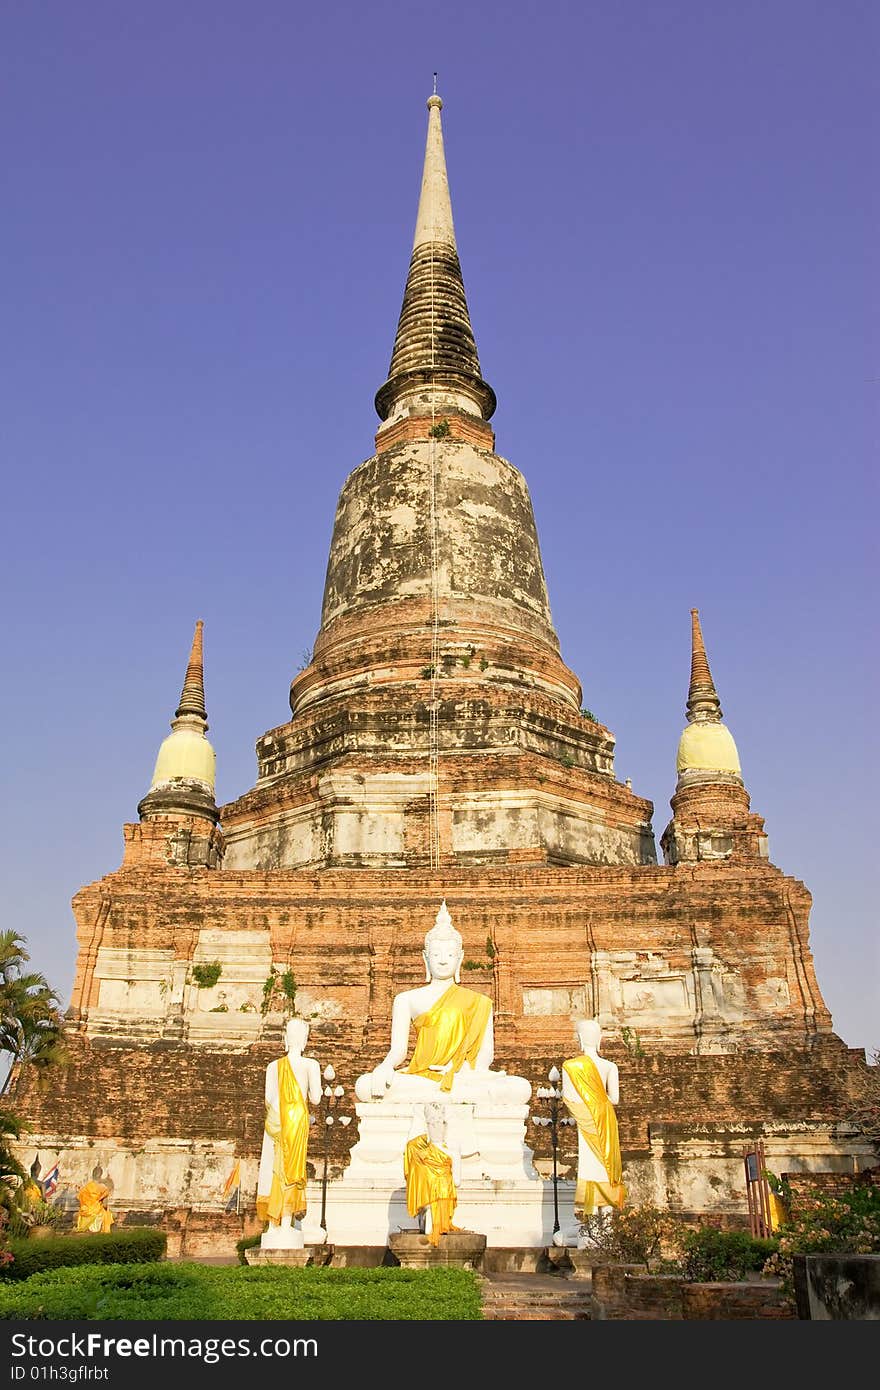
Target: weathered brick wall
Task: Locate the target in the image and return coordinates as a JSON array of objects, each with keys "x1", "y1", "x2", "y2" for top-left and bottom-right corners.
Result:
[
  {"x1": 67, "y1": 860, "x2": 838, "y2": 1052},
  {"x1": 591, "y1": 1265, "x2": 794, "y2": 1320},
  {"x1": 784, "y1": 1166, "x2": 880, "y2": 1212},
  {"x1": 680, "y1": 1282, "x2": 794, "y2": 1319},
  {"x1": 13, "y1": 1035, "x2": 866, "y2": 1176},
  {"x1": 590, "y1": 1265, "x2": 684, "y2": 1320}
]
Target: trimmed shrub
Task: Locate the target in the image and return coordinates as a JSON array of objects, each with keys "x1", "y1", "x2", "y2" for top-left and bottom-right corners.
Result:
[
  {"x1": 4, "y1": 1227, "x2": 166, "y2": 1281},
  {"x1": 0, "y1": 1263, "x2": 482, "y2": 1320},
  {"x1": 677, "y1": 1227, "x2": 778, "y2": 1282}
]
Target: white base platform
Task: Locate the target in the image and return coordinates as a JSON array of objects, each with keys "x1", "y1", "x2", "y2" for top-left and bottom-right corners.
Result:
[
  {"x1": 311, "y1": 1097, "x2": 575, "y2": 1247},
  {"x1": 313, "y1": 1175, "x2": 575, "y2": 1247}
]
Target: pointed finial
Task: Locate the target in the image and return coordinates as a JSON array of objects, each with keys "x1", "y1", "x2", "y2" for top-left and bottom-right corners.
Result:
[
  {"x1": 433, "y1": 72, "x2": 438, "y2": 95},
  {"x1": 176, "y1": 620, "x2": 208, "y2": 723},
  {"x1": 686, "y1": 608, "x2": 723, "y2": 724},
  {"x1": 374, "y1": 94, "x2": 495, "y2": 422}
]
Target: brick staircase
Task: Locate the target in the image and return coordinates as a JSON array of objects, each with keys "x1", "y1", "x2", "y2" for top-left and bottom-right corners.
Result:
[{"x1": 479, "y1": 1270, "x2": 592, "y2": 1320}]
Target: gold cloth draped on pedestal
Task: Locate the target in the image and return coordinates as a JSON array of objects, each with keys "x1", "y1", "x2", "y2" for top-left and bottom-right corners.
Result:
[
  {"x1": 562, "y1": 1054, "x2": 626, "y2": 1216},
  {"x1": 406, "y1": 983, "x2": 492, "y2": 1092},
  {"x1": 257, "y1": 1057, "x2": 309, "y2": 1223},
  {"x1": 75, "y1": 1181, "x2": 114, "y2": 1233},
  {"x1": 404, "y1": 1136, "x2": 459, "y2": 1246}
]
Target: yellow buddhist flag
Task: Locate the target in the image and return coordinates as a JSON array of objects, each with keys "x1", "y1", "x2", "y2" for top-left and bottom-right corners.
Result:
[{"x1": 223, "y1": 1159, "x2": 240, "y2": 1211}]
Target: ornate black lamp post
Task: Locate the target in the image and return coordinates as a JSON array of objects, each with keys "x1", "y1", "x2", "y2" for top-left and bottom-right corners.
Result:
[
  {"x1": 317, "y1": 1064, "x2": 350, "y2": 1237},
  {"x1": 532, "y1": 1064, "x2": 576, "y2": 1236}
]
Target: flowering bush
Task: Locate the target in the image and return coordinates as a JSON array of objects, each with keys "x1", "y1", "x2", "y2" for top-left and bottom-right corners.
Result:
[
  {"x1": 579, "y1": 1203, "x2": 679, "y2": 1265},
  {"x1": 761, "y1": 1183, "x2": 880, "y2": 1298}
]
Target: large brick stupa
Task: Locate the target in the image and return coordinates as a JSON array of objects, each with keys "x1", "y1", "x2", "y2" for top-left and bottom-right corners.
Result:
[{"x1": 13, "y1": 94, "x2": 871, "y2": 1235}]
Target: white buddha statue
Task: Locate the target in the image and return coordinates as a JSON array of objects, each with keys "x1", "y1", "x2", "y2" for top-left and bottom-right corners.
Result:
[
  {"x1": 354, "y1": 901, "x2": 530, "y2": 1105},
  {"x1": 562, "y1": 1017, "x2": 626, "y2": 1223},
  {"x1": 256, "y1": 1017, "x2": 322, "y2": 1248}
]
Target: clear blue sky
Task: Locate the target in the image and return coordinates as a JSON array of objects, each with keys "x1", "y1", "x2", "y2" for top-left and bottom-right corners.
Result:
[{"x1": 2, "y1": 1, "x2": 876, "y2": 1054}]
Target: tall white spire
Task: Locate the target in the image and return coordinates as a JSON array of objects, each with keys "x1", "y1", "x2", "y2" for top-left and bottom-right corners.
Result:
[{"x1": 412, "y1": 94, "x2": 457, "y2": 251}]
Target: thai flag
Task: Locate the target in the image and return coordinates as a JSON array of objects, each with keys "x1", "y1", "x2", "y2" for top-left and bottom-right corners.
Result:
[{"x1": 42, "y1": 1164, "x2": 60, "y2": 1199}]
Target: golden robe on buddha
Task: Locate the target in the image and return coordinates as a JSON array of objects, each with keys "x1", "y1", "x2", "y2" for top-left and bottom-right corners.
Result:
[
  {"x1": 256, "y1": 1056, "x2": 309, "y2": 1224},
  {"x1": 404, "y1": 1135, "x2": 459, "y2": 1246},
  {"x1": 406, "y1": 984, "x2": 492, "y2": 1092},
  {"x1": 75, "y1": 1180, "x2": 114, "y2": 1233},
  {"x1": 562, "y1": 1054, "x2": 626, "y2": 1215}
]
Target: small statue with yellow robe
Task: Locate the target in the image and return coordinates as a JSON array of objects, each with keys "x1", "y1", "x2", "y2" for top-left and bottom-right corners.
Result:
[{"x1": 404, "y1": 1104, "x2": 462, "y2": 1246}]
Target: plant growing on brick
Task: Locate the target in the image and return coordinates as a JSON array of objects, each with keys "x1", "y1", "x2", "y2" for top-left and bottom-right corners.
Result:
[
  {"x1": 261, "y1": 969, "x2": 298, "y2": 1017},
  {"x1": 190, "y1": 962, "x2": 222, "y2": 990},
  {"x1": 620, "y1": 1026, "x2": 645, "y2": 1057},
  {"x1": 261, "y1": 970, "x2": 277, "y2": 1014}
]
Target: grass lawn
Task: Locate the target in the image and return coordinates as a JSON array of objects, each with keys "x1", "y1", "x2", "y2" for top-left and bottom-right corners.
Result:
[{"x1": 0, "y1": 1262, "x2": 483, "y2": 1320}]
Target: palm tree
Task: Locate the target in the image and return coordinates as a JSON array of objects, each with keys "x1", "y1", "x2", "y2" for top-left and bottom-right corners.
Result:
[
  {"x1": 0, "y1": 931, "x2": 65, "y2": 1096},
  {"x1": 0, "y1": 1108, "x2": 25, "y2": 1219}
]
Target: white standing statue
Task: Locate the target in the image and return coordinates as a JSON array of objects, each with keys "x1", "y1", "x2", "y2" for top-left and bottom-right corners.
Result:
[
  {"x1": 256, "y1": 1017, "x2": 322, "y2": 1249},
  {"x1": 561, "y1": 1018, "x2": 626, "y2": 1240},
  {"x1": 354, "y1": 900, "x2": 530, "y2": 1104}
]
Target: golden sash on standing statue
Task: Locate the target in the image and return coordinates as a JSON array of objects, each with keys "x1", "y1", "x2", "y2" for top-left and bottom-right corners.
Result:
[
  {"x1": 406, "y1": 983, "x2": 493, "y2": 1092},
  {"x1": 257, "y1": 1056, "x2": 309, "y2": 1223},
  {"x1": 404, "y1": 1136, "x2": 459, "y2": 1246},
  {"x1": 562, "y1": 1054, "x2": 626, "y2": 1215}
]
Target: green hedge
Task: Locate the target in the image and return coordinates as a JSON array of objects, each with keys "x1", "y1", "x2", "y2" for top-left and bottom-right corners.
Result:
[
  {"x1": 678, "y1": 1227, "x2": 778, "y2": 1283},
  {"x1": 235, "y1": 1233, "x2": 262, "y2": 1265},
  {"x1": 0, "y1": 1263, "x2": 482, "y2": 1320},
  {"x1": 4, "y1": 1228, "x2": 167, "y2": 1281}
]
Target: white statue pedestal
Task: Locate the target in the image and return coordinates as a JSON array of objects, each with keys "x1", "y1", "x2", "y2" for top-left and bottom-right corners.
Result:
[
  {"x1": 260, "y1": 1222, "x2": 304, "y2": 1251},
  {"x1": 388, "y1": 1230, "x2": 487, "y2": 1269},
  {"x1": 246, "y1": 1246, "x2": 311, "y2": 1267},
  {"x1": 319, "y1": 1097, "x2": 559, "y2": 1246}
]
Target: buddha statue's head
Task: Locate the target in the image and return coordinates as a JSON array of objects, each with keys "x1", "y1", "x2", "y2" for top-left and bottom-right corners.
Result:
[
  {"x1": 284, "y1": 1017, "x2": 309, "y2": 1054},
  {"x1": 576, "y1": 1017, "x2": 602, "y2": 1052},
  {"x1": 423, "y1": 899, "x2": 463, "y2": 983}
]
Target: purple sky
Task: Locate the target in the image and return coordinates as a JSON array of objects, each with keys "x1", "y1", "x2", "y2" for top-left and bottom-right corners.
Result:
[{"x1": 2, "y1": 2, "x2": 877, "y2": 1055}]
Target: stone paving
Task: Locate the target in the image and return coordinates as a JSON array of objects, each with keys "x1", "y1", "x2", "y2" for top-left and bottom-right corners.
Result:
[{"x1": 479, "y1": 1269, "x2": 592, "y2": 1321}]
